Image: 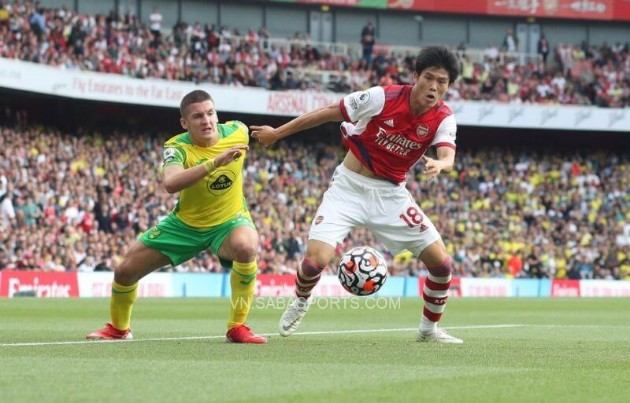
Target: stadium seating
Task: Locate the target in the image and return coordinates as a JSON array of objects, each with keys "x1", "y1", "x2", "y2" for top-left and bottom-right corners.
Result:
[
  {"x1": 0, "y1": 4, "x2": 628, "y2": 106},
  {"x1": 1, "y1": 4, "x2": 627, "y2": 278},
  {"x1": 1, "y1": 118, "x2": 628, "y2": 280}
]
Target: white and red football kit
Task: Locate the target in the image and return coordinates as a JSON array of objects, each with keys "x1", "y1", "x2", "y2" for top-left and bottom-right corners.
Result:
[
  {"x1": 340, "y1": 85, "x2": 456, "y2": 184},
  {"x1": 308, "y1": 85, "x2": 457, "y2": 256}
]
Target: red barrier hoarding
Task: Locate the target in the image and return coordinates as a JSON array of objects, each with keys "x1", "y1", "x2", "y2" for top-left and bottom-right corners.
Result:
[
  {"x1": 616, "y1": 0, "x2": 630, "y2": 19},
  {"x1": 551, "y1": 279, "x2": 581, "y2": 297},
  {"x1": 270, "y1": 0, "x2": 630, "y2": 20},
  {"x1": 387, "y1": 0, "x2": 486, "y2": 13},
  {"x1": 487, "y1": 0, "x2": 613, "y2": 20},
  {"x1": 390, "y1": 0, "x2": 630, "y2": 20},
  {"x1": 271, "y1": 0, "x2": 386, "y2": 8},
  {"x1": 0, "y1": 270, "x2": 79, "y2": 298}
]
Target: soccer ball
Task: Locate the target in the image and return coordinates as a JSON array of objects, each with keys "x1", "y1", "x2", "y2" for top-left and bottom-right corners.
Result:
[{"x1": 337, "y1": 246, "x2": 388, "y2": 296}]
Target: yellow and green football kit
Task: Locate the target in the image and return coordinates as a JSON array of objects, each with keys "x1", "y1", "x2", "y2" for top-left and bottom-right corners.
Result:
[
  {"x1": 140, "y1": 120, "x2": 255, "y2": 266},
  {"x1": 114, "y1": 120, "x2": 258, "y2": 330}
]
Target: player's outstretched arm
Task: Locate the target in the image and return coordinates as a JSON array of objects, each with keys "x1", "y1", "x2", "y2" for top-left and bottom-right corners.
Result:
[
  {"x1": 162, "y1": 145, "x2": 248, "y2": 194},
  {"x1": 250, "y1": 103, "x2": 344, "y2": 146},
  {"x1": 421, "y1": 146, "x2": 455, "y2": 180}
]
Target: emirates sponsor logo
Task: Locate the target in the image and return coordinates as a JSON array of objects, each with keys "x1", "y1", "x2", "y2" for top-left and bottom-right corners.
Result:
[
  {"x1": 375, "y1": 127, "x2": 423, "y2": 156},
  {"x1": 552, "y1": 283, "x2": 580, "y2": 297},
  {"x1": 8, "y1": 278, "x2": 72, "y2": 298}
]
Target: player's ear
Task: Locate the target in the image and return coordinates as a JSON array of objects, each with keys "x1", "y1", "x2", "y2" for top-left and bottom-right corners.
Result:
[{"x1": 180, "y1": 117, "x2": 188, "y2": 129}]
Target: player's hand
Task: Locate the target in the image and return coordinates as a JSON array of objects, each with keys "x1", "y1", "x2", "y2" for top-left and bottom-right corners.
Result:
[
  {"x1": 250, "y1": 125, "x2": 279, "y2": 146},
  {"x1": 421, "y1": 155, "x2": 444, "y2": 180},
  {"x1": 215, "y1": 145, "x2": 248, "y2": 167}
]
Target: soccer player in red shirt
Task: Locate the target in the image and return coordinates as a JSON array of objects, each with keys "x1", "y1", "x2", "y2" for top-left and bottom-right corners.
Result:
[{"x1": 251, "y1": 45, "x2": 463, "y2": 343}]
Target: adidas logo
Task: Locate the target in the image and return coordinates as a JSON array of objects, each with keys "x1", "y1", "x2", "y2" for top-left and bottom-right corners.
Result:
[{"x1": 384, "y1": 119, "x2": 394, "y2": 127}]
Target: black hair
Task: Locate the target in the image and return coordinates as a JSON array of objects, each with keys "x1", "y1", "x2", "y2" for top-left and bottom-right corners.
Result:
[
  {"x1": 180, "y1": 90, "x2": 214, "y2": 117},
  {"x1": 414, "y1": 45, "x2": 460, "y2": 84}
]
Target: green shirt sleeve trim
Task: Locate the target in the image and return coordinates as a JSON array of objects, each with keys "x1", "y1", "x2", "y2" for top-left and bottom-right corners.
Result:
[{"x1": 218, "y1": 121, "x2": 248, "y2": 139}]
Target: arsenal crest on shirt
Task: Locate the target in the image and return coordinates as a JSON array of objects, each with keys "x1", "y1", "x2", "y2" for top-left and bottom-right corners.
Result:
[{"x1": 416, "y1": 124, "x2": 429, "y2": 137}]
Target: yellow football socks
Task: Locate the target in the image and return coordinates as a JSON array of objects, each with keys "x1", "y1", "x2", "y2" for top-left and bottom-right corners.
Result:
[
  {"x1": 228, "y1": 261, "x2": 258, "y2": 329},
  {"x1": 110, "y1": 281, "x2": 138, "y2": 331}
]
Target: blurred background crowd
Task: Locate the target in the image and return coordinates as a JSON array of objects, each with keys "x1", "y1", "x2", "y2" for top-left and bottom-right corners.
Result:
[
  {"x1": 0, "y1": 2, "x2": 628, "y2": 280},
  {"x1": 0, "y1": 1, "x2": 628, "y2": 107},
  {"x1": 1, "y1": 111, "x2": 628, "y2": 280}
]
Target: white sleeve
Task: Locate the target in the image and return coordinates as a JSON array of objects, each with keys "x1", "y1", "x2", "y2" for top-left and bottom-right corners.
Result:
[
  {"x1": 431, "y1": 114, "x2": 457, "y2": 147},
  {"x1": 340, "y1": 86, "x2": 385, "y2": 123}
]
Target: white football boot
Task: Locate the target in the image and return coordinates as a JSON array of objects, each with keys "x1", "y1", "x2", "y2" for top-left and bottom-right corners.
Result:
[
  {"x1": 416, "y1": 328, "x2": 463, "y2": 344},
  {"x1": 278, "y1": 298, "x2": 310, "y2": 337}
]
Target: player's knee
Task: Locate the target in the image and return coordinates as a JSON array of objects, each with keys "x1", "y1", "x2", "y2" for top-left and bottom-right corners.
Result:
[
  {"x1": 300, "y1": 257, "x2": 326, "y2": 271},
  {"x1": 305, "y1": 244, "x2": 335, "y2": 268},
  {"x1": 301, "y1": 256, "x2": 326, "y2": 274},
  {"x1": 114, "y1": 261, "x2": 139, "y2": 285},
  {"x1": 426, "y1": 256, "x2": 453, "y2": 278},
  {"x1": 303, "y1": 254, "x2": 328, "y2": 271},
  {"x1": 231, "y1": 241, "x2": 257, "y2": 262}
]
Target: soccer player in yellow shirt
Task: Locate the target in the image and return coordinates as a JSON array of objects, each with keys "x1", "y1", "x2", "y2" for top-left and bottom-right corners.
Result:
[{"x1": 87, "y1": 90, "x2": 266, "y2": 343}]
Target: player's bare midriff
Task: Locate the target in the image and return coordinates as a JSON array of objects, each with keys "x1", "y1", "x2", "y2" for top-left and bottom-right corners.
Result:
[{"x1": 342, "y1": 151, "x2": 382, "y2": 180}]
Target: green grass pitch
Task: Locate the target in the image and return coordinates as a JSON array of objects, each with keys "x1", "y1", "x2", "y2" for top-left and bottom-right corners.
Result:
[{"x1": 1, "y1": 297, "x2": 629, "y2": 402}]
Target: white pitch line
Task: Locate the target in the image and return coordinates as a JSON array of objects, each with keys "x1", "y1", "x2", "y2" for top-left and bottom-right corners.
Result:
[
  {"x1": 0, "y1": 335, "x2": 225, "y2": 347},
  {"x1": 523, "y1": 324, "x2": 630, "y2": 329},
  {"x1": 295, "y1": 324, "x2": 524, "y2": 337},
  {"x1": 0, "y1": 324, "x2": 524, "y2": 347}
]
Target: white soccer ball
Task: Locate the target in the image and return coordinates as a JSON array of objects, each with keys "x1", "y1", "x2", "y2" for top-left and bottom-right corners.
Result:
[{"x1": 337, "y1": 246, "x2": 388, "y2": 296}]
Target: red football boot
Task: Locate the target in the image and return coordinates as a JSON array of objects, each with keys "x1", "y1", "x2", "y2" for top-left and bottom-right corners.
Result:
[
  {"x1": 226, "y1": 324, "x2": 267, "y2": 344},
  {"x1": 86, "y1": 323, "x2": 133, "y2": 340}
]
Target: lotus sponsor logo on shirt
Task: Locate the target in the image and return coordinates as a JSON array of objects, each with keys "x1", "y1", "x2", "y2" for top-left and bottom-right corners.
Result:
[
  {"x1": 210, "y1": 175, "x2": 233, "y2": 190},
  {"x1": 207, "y1": 171, "x2": 236, "y2": 195}
]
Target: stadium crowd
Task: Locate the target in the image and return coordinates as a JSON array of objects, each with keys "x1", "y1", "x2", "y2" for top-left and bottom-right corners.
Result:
[
  {"x1": 1, "y1": 113, "x2": 628, "y2": 280},
  {"x1": 0, "y1": 2, "x2": 628, "y2": 279},
  {"x1": 0, "y1": 1, "x2": 629, "y2": 107}
]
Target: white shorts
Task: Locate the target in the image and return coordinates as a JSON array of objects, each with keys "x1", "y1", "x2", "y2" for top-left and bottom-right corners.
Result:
[{"x1": 308, "y1": 164, "x2": 442, "y2": 256}]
